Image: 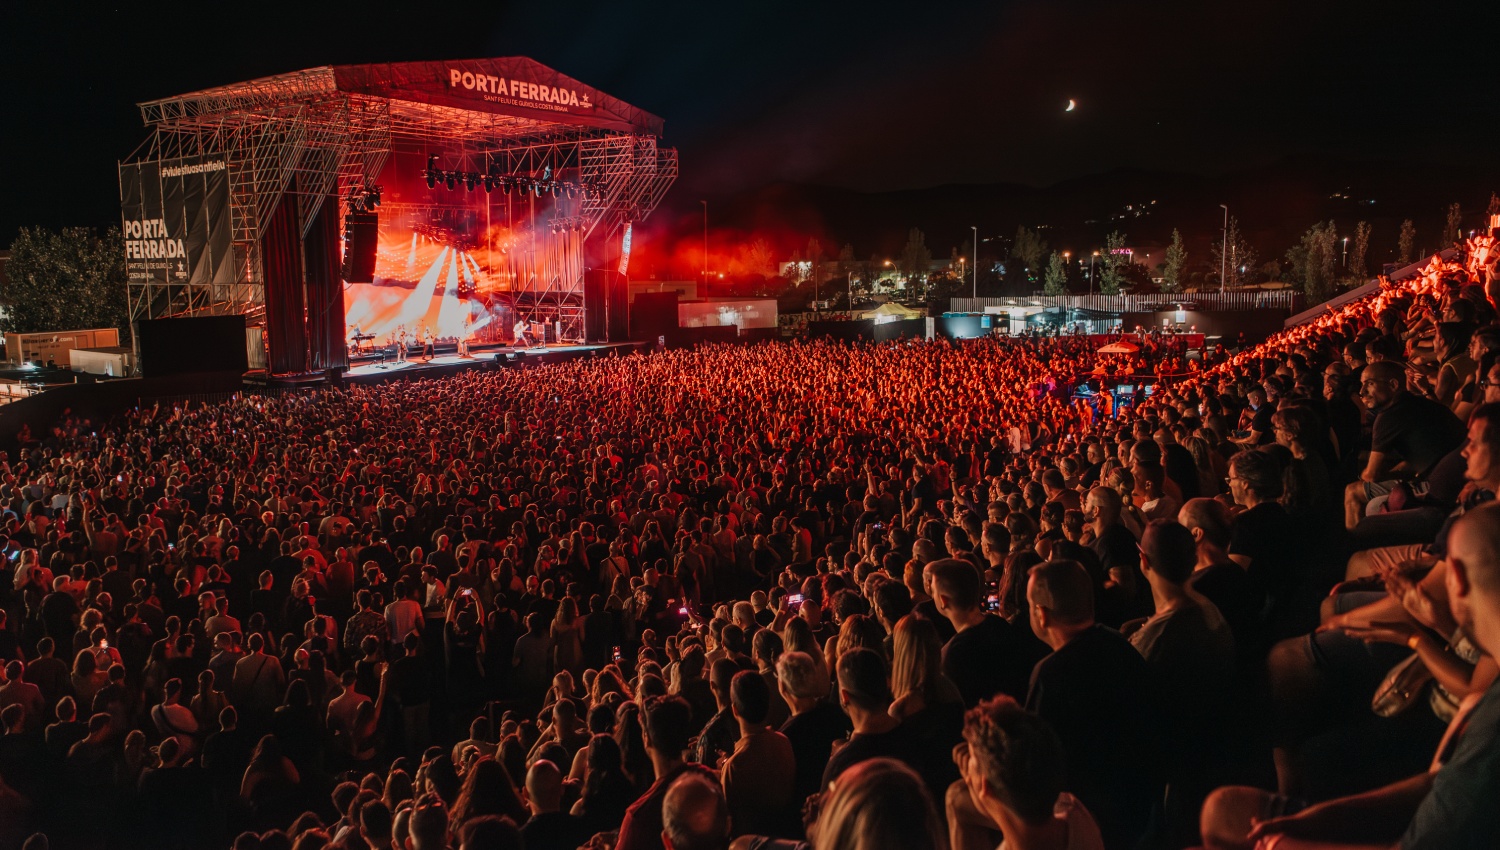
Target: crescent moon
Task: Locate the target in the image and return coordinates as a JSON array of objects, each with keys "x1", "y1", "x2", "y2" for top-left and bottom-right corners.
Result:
[{"x1": 1066, "y1": 99, "x2": 1076, "y2": 112}]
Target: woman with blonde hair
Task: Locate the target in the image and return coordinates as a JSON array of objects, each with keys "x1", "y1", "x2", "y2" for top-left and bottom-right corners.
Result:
[
  {"x1": 889, "y1": 615, "x2": 962, "y2": 721},
  {"x1": 827, "y1": 613, "x2": 887, "y2": 672},
  {"x1": 783, "y1": 616, "x2": 828, "y2": 690},
  {"x1": 814, "y1": 757, "x2": 945, "y2": 850}
]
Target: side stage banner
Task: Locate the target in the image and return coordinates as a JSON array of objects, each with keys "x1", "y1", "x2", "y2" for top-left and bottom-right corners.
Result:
[{"x1": 119, "y1": 155, "x2": 234, "y2": 298}]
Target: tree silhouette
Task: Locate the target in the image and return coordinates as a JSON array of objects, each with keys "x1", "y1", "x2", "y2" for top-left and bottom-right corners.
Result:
[
  {"x1": 3, "y1": 226, "x2": 129, "y2": 335},
  {"x1": 1043, "y1": 252, "x2": 1067, "y2": 295},
  {"x1": 1350, "y1": 221, "x2": 1370, "y2": 280},
  {"x1": 899, "y1": 228, "x2": 932, "y2": 286},
  {"x1": 1443, "y1": 203, "x2": 1463, "y2": 246},
  {"x1": 1161, "y1": 229, "x2": 1186, "y2": 293},
  {"x1": 1009, "y1": 226, "x2": 1048, "y2": 278},
  {"x1": 1098, "y1": 232, "x2": 1128, "y2": 295},
  {"x1": 1211, "y1": 217, "x2": 1256, "y2": 289}
]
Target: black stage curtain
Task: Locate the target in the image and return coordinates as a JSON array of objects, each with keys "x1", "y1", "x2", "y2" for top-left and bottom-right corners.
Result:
[
  {"x1": 607, "y1": 270, "x2": 630, "y2": 342},
  {"x1": 584, "y1": 268, "x2": 608, "y2": 342},
  {"x1": 305, "y1": 195, "x2": 348, "y2": 371},
  {"x1": 263, "y1": 192, "x2": 306, "y2": 375}
]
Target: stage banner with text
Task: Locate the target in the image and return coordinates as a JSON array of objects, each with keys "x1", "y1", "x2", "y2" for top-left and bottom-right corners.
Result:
[{"x1": 119, "y1": 155, "x2": 235, "y2": 308}]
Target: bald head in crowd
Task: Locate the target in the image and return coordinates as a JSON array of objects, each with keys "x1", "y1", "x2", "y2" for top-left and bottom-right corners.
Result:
[
  {"x1": 663, "y1": 773, "x2": 729, "y2": 850},
  {"x1": 1447, "y1": 502, "x2": 1500, "y2": 652},
  {"x1": 525, "y1": 759, "x2": 564, "y2": 815}
]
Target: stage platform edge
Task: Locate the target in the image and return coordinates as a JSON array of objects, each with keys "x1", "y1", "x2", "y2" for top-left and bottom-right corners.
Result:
[{"x1": 245, "y1": 341, "x2": 650, "y2": 389}]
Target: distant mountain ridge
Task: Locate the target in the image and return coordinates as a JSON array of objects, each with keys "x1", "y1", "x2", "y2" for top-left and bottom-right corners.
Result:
[{"x1": 659, "y1": 156, "x2": 1498, "y2": 270}]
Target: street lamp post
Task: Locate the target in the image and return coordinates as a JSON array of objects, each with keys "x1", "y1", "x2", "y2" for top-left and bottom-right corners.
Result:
[
  {"x1": 1342, "y1": 236, "x2": 1349, "y2": 266},
  {"x1": 1090, "y1": 251, "x2": 1098, "y2": 295},
  {"x1": 971, "y1": 226, "x2": 978, "y2": 299},
  {"x1": 1219, "y1": 204, "x2": 1228, "y2": 292}
]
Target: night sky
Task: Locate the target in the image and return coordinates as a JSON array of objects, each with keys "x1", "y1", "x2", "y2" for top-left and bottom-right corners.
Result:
[{"x1": 4, "y1": 0, "x2": 1496, "y2": 243}]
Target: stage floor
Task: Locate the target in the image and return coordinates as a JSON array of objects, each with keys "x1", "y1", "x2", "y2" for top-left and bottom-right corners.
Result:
[{"x1": 249, "y1": 341, "x2": 649, "y2": 388}]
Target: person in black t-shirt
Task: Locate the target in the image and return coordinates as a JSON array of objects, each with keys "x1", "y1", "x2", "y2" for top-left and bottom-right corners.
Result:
[
  {"x1": 1345, "y1": 360, "x2": 1467, "y2": 528},
  {"x1": 1085, "y1": 487, "x2": 1147, "y2": 627},
  {"x1": 1179, "y1": 498, "x2": 1266, "y2": 665},
  {"x1": 1232, "y1": 385, "x2": 1277, "y2": 447},
  {"x1": 929, "y1": 559, "x2": 1036, "y2": 707},
  {"x1": 1226, "y1": 450, "x2": 1301, "y2": 625},
  {"x1": 820, "y1": 648, "x2": 921, "y2": 792},
  {"x1": 912, "y1": 560, "x2": 959, "y2": 644},
  {"x1": 777, "y1": 650, "x2": 852, "y2": 807},
  {"x1": 1025, "y1": 559, "x2": 1159, "y2": 850}
]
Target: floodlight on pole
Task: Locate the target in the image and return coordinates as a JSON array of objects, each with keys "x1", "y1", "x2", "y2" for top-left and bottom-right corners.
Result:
[
  {"x1": 1219, "y1": 204, "x2": 1229, "y2": 292},
  {"x1": 972, "y1": 226, "x2": 978, "y2": 299}
]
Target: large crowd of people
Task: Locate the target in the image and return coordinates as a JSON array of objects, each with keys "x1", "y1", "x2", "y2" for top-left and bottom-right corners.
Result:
[{"x1": 0, "y1": 241, "x2": 1498, "y2": 850}]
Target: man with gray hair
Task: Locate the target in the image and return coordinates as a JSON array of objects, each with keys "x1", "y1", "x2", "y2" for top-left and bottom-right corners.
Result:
[
  {"x1": 730, "y1": 601, "x2": 757, "y2": 637},
  {"x1": 776, "y1": 650, "x2": 851, "y2": 807}
]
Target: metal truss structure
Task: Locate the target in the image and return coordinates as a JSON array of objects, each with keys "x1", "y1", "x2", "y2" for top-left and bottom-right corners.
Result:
[{"x1": 129, "y1": 61, "x2": 676, "y2": 346}]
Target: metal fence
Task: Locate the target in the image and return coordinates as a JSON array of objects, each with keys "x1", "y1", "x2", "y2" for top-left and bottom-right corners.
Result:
[{"x1": 951, "y1": 290, "x2": 1301, "y2": 313}]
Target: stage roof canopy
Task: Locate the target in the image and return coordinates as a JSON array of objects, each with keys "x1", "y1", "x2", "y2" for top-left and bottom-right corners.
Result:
[{"x1": 139, "y1": 57, "x2": 665, "y2": 143}]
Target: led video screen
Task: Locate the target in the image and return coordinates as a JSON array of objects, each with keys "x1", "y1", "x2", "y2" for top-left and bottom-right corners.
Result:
[{"x1": 677, "y1": 299, "x2": 778, "y2": 331}]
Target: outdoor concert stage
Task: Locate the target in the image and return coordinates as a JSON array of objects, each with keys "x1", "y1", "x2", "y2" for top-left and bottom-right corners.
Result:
[
  {"x1": 247, "y1": 341, "x2": 648, "y2": 387},
  {"x1": 122, "y1": 57, "x2": 677, "y2": 381}
]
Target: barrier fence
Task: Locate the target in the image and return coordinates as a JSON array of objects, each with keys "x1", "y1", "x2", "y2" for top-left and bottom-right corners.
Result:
[{"x1": 951, "y1": 290, "x2": 1302, "y2": 313}]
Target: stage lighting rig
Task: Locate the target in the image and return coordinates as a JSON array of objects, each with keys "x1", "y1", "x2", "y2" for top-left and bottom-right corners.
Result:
[
  {"x1": 346, "y1": 183, "x2": 383, "y2": 213},
  {"x1": 548, "y1": 216, "x2": 588, "y2": 234}
]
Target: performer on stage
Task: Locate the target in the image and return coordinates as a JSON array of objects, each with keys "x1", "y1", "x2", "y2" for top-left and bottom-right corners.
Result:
[
  {"x1": 514, "y1": 318, "x2": 535, "y2": 347},
  {"x1": 396, "y1": 324, "x2": 409, "y2": 363},
  {"x1": 458, "y1": 313, "x2": 472, "y2": 358},
  {"x1": 421, "y1": 327, "x2": 435, "y2": 361}
]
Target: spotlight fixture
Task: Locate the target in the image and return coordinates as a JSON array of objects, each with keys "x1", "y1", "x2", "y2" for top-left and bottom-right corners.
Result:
[
  {"x1": 565, "y1": 184, "x2": 577, "y2": 200},
  {"x1": 550, "y1": 183, "x2": 561, "y2": 199},
  {"x1": 464, "y1": 173, "x2": 476, "y2": 192},
  {"x1": 445, "y1": 172, "x2": 456, "y2": 191},
  {"x1": 425, "y1": 171, "x2": 436, "y2": 189},
  {"x1": 482, "y1": 175, "x2": 494, "y2": 193},
  {"x1": 500, "y1": 178, "x2": 512, "y2": 195},
  {"x1": 425, "y1": 154, "x2": 439, "y2": 189}
]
